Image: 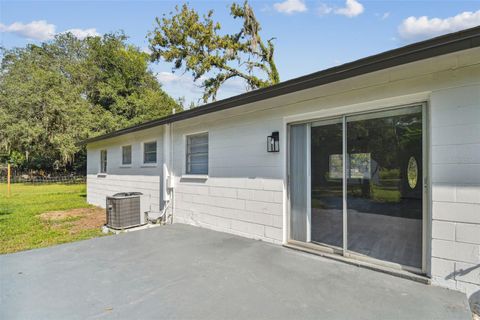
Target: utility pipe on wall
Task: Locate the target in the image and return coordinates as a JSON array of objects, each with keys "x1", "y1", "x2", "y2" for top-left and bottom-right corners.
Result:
[
  {"x1": 163, "y1": 124, "x2": 171, "y2": 202},
  {"x1": 161, "y1": 123, "x2": 175, "y2": 224}
]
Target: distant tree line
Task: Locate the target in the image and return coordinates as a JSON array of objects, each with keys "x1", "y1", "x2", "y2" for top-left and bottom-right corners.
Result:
[
  {"x1": 0, "y1": 33, "x2": 180, "y2": 173},
  {"x1": 0, "y1": 1, "x2": 278, "y2": 174}
]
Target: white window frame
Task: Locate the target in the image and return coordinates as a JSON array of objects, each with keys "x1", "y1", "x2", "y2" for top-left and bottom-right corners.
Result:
[
  {"x1": 121, "y1": 145, "x2": 132, "y2": 166},
  {"x1": 142, "y1": 140, "x2": 158, "y2": 166},
  {"x1": 185, "y1": 132, "x2": 209, "y2": 176},
  {"x1": 99, "y1": 149, "x2": 107, "y2": 174}
]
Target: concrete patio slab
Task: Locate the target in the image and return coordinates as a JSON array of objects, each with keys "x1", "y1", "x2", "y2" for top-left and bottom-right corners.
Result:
[{"x1": 0, "y1": 224, "x2": 471, "y2": 320}]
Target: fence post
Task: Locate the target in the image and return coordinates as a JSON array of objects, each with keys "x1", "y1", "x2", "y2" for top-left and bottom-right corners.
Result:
[{"x1": 7, "y1": 163, "x2": 11, "y2": 197}]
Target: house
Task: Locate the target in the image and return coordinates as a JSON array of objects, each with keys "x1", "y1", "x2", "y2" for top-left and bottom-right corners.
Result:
[{"x1": 84, "y1": 26, "x2": 480, "y2": 301}]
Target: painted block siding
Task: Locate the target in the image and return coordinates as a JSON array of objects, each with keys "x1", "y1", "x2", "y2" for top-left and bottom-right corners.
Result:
[
  {"x1": 87, "y1": 126, "x2": 164, "y2": 223},
  {"x1": 87, "y1": 47, "x2": 480, "y2": 297},
  {"x1": 173, "y1": 178, "x2": 284, "y2": 244},
  {"x1": 430, "y1": 84, "x2": 480, "y2": 297}
]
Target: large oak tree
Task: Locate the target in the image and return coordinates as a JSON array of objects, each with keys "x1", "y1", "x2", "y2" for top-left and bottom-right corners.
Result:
[{"x1": 148, "y1": 1, "x2": 280, "y2": 103}]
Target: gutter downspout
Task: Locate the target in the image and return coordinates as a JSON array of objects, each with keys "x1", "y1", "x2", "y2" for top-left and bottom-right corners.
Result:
[
  {"x1": 170, "y1": 122, "x2": 175, "y2": 223},
  {"x1": 161, "y1": 122, "x2": 175, "y2": 224},
  {"x1": 162, "y1": 123, "x2": 171, "y2": 223}
]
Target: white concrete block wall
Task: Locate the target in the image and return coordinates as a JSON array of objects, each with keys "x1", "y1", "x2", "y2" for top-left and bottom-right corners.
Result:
[
  {"x1": 167, "y1": 108, "x2": 285, "y2": 244},
  {"x1": 430, "y1": 84, "x2": 480, "y2": 298},
  {"x1": 87, "y1": 127, "x2": 164, "y2": 219},
  {"x1": 86, "y1": 47, "x2": 480, "y2": 300},
  {"x1": 173, "y1": 177, "x2": 284, "y2": 244}
]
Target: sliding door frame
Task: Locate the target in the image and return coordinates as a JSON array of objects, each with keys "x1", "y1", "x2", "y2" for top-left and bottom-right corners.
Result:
[{"x1": 286, "y1": 102, "x2": 429, "y2": 275}]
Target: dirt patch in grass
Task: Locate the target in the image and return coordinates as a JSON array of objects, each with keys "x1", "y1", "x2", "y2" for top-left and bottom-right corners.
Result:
[{"x1": 40, "y1": 207, "x2": 105, "y2": 234}]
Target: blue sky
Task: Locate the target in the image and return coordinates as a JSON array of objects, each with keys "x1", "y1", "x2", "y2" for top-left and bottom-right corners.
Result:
[{"x1": 1, "y1": 0, "x2": 479, "y2": 105}]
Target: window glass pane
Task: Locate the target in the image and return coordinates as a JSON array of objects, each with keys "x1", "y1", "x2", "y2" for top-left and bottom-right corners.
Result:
[
  {"x1": 188, "y1": 163, "x2": 208, "y2": 174},
  {"x1": 100, "y1": 150, "x2": 107, "y2": 173},
  {"x1": 189, "y1": 134, "x2": 208, "y2": 145},
  {"x1": 188, "y1": 154, "x2": 208, "y2": 164},
  {"x1": 122, "y1": 145, "x2": 132, "y2": 165},
  {"x1": 144, "y1": 142, "x2": 157, "y2": 163},
  {"x1": 189, "y1": 144, "x2": 208, "y2": 154},
  {"x1": 186, "y1": 133, "x2": 208, "y2": 174},
  {"x1": 311, "y1": 120, "x2": 343, "y2": 248},
  {"x1": 144, "y1": 142, "x2": 156, "y2": 153},
  {"x1": 346, "y1": 109, "x2": 423, "y2": 268},
  {"x1": 144, "y1": 152, "x2": 157, "y2": 163}
]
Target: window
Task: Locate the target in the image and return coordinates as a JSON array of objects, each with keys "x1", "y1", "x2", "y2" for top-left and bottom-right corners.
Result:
[
  {"x1": 349, "y1": 153, "x2": 371, "y2": 179},
  {"x1": 100, "y1": 150, "x2": 107, "y2": 173},
  {"x1": 329, "y1": 153, "x2": 371, "y2": 180},
  {"x1": 143, "y1": 141, "x2": 157, "y2": 164},
  {"x1": 122, "y1": 145, "x2": 132, "y2": 165},
  {"x1": 186, "y1": 133, "x2": 208, "y2": 175}
]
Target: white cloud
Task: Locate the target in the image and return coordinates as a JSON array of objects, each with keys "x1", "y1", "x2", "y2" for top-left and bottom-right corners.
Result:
[
  {"x1": 0, "y1": 20, "x2": 99, "y2": 41},
  {"x1": 334, "y1": 0, "x2": 364, "y2": 17},
  {"x1": 0, "y1": 20, "x2": 55, "y2": 41},
  {"x1": 157, "y1": 72, "x2": 204, "y2": 95},
  {"x1": 399, "y1": 10, "x2": 480, "y2": 41},
  {"x1": 273, "y1": 0, "x2": 307, "y2": 14},
  {"x1": 141, "y1": 47, "x2": 152, "y2": 55},
  {"x1": 317, "y1": 0, "x2": 364, "y2": 18},
  {"x1": 156, "y1": 71, "x2": 248, "y2": 107},
  {"x1": 317, "y1": 4, "x2": 333, "y2": 15},
  {"x1": 374, "y1": 12, "x2": 390, "y2": 20},
  {"x1": 157, "y1": 72, "x2": 184, "y2": 84},
  {"x1": 157, "y1": 71, "x2": 246, "y2": 94},
  {"x1": 62, "y1": 28, "x2": 99, "y2": 40},
  {"x1": 218, "y1": 76, "x2": 247, "y2": 95}
]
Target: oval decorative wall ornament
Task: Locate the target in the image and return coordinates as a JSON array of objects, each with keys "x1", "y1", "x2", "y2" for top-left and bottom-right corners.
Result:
[{"x1": 407, "y1": 156, "x2": 418, "y2": 189}]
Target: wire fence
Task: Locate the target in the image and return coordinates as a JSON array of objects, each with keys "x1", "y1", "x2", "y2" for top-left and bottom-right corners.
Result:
[{"x1": 0, "y1": 175, "x2": 86, "y2": 184}]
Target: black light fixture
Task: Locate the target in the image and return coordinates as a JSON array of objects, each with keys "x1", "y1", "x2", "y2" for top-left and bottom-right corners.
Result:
[{"x1": 267, "y1": 131, "x2": 280, "y2": 152}]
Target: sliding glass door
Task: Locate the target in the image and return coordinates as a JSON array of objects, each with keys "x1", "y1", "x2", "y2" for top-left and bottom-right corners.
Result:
[
  {"x1": 310, "y1": 119, "x2": 343, "y2": 248},
  {"x1": 289, "y1": 105, "x2": 424, "y2": 270},
  {"x1": 346, "y1": 107, "x2": 423, "y2": 268}
]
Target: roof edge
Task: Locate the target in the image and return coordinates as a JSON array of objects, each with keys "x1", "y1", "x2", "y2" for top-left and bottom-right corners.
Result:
[{"x1": 82, "y1": 26, "x2": 480, "y2": 145}]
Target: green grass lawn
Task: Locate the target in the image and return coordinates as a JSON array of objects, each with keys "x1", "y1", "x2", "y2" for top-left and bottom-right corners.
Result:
[{"x1": 0, "y1": 183, "x2": 105, "y2": 254}]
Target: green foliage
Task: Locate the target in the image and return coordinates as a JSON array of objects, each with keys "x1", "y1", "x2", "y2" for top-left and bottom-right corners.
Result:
[
  {"x1": 148, "y1": 1, "x2": 280, "y2": 102},
  {"x1": 370, "y1": 185, "x2": 401, "y2": 203},
  {"x1": 0, "y1": 33, "x2": 179, "y2": 172},
  {"x1": 7, "y1": 151, "x2": 26, "y2": 167},
  {"x1": 379, "y1": 168, "x2": 400, "y2": 180},
  {"x1": 0, "y1": 183, "x2": 104, "y2": 254}
]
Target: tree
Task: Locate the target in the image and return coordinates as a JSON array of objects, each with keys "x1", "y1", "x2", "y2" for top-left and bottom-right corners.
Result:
[
  {"x1": 0, "y1": 39, "x2": 91, "y2": 170},
  {"x1": 148, "y1": 1, "x2": 280, "y2": 103},
  {"x1": 0, "y1": 33, "x2": 179, "y2": 172},
  {"x1": 83, "y1": 33, "x2": 179, "y2": 131}
]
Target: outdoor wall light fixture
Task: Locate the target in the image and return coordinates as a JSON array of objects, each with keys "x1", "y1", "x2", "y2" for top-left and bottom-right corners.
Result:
[{"x1": 267, "y1": 131, "x2": 280, "y2": 153}]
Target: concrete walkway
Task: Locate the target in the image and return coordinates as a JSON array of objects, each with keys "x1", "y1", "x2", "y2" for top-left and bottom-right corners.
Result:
[{"x1": 0, "y1": 224, "x2": 470, "y2": 320}]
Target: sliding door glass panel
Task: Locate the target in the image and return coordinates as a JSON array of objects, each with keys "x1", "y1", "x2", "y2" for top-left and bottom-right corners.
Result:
[
  {"x1": 290, "y1": 124, "x2": 308, "y2": 242},
  {"x1": 346, "y1": 107, "x2": 423, "y2": 268},
  {"x1": 310, "y1": 119, "x2": 343, "y2": 248}
]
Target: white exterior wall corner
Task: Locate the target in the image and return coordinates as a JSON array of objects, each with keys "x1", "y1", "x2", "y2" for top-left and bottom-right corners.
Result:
[
  {"x1": 86, "y1": 126, "x2": 165, "y2": 221},
  {"x1": 86, "y1": 48, "x2": 480, "y2": 298},
  {"x1": 430, "y1": 80, "x2": 480, "y2": 300}
]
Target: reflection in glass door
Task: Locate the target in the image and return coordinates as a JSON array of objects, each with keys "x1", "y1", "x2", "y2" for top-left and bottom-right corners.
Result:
[
  {"x1": 346, "y1": 108, "x2": 423, "y2": 268},
  {"x1": 311, "y1": 119, "x2": 343, "y2": 248},
  {"x1": 289, "y1": 105, "x2": 424, "y2": 270}
]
